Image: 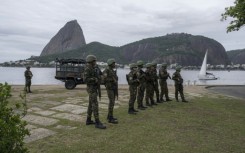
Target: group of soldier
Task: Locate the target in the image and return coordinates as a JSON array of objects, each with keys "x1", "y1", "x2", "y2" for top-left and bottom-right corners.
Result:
[
  {"x1": 84, "y1": 54, "x2": 188, "y2": 129},
  {"x1": 24, "y1": 55, "x2": 188, "y2": 130},
  {"x1": 127, "y1": 61, "x2": 188, "y2": 114}
]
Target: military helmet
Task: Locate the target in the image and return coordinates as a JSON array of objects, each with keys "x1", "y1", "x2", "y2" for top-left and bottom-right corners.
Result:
[
  {"x1": 107, "y1": 58, "x2": 116, "y2": 65},
  {"x1": 152, "y1": 62, "x2": 157, "y2": 66},
  {"x1": 145, "y1": 63, "x2": 152, "y2": 68},
  {"x1": 162, "y1": 63, "x2": 167, "y2": 67},
  {"x1": 86, "y1": 55, "x2": 97, "y2": 63},
  {"x1": 137, "y1": 60, "x2": 144, "y2": 66},
  {"x1": 26, "y1": 66, "x2": 31, "y2": 69},
  {"x1": 129, "y1": 63, "x2": 137, "y2": 69},
  {"x1": 176, "y1": 66, "x2": 181, "y2": 71}
]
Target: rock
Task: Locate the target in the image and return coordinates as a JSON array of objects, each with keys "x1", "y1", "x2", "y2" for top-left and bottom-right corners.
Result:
[{"x1": 40, "y1": 20, "x2": 86, "y2": 56}]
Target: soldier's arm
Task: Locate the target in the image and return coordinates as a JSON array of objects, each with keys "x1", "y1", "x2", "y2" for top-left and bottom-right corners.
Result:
[{"x1": 103, "y1": 69, "x2": 115, "y2": 82}]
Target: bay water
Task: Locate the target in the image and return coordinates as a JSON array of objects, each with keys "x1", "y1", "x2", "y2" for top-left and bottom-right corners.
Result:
[{"x1": 0, "y1": 67, "x2": 244, "y2": 86}]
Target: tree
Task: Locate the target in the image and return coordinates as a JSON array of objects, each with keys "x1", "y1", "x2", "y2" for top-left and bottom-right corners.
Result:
[
  {"x1": 0, "y1": 83, "x2": 29, "y2": 153},
  {"x1": 221, "y1": 0, "x2": 245, "y2": 32}
]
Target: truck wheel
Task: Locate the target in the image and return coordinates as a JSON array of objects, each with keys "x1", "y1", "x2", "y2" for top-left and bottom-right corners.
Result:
[{"x1": 65, "y1": 80, "x2": 76, "y2": 90}]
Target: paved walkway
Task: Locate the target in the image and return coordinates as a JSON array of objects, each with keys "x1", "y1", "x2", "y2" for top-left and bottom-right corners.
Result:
[{"x1": 9, "y1": 85, "x2": 208, "y2": 143}]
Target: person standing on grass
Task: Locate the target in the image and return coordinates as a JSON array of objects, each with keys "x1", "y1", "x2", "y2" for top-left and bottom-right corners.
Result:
[
  {"x1": 136, "y1": 60, "x2": 147, "y2": 110},
  {"x1": 145, "y1": 63, "x2": 157, "y2": 106},
  {"x1": 24, "y1": 66, "x2": 33, "y2": 93},
  {"x1": 172, "y1": 66, "x2": 188, "y2": 102},
  {"x1": 103, "y1": 58, "x2": 118, "y2": 124},
  {"x1": 84, "y1": 55, "x2": 106, "y2": 129},
  {"x1": 127, "y1": 63, "x2": 140, "y2": 114},
  {"x1": 159, "y1": 63, "x2": 172, "y2": 102},
  {"x1": 152, "y1": 62, "x2": 161, "y2": 103}
]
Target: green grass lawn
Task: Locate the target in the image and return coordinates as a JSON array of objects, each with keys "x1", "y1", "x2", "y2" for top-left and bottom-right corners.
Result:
[{"x1": 26, "y1": 94, "x2": 245, "y2": 153}]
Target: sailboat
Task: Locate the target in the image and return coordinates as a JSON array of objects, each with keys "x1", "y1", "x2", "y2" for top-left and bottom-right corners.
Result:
[{"x1": 198, "y1": 50, "x2": 217, "y2": 80}]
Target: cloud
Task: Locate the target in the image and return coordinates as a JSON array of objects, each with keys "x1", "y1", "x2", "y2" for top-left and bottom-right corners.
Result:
[{"x1": 0, "y1": 0, "x2": 244, "y2": 62}]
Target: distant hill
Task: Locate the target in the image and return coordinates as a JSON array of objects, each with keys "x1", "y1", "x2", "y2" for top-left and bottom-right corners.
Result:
[
  {"x1": 227, "y1": 49, "x2": 245, "y2": 64},
  {"x1": 32, "y1": 33, "x2": 230, "y2": 66}
]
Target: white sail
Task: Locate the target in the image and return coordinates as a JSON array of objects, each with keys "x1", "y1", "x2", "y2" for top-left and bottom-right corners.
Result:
[
  {"x1": 198, "y1": 50, "x2": 217, "y2": 80},
  {"x1": 199, "y1": 51, "x2": 207, "y2": 76}
]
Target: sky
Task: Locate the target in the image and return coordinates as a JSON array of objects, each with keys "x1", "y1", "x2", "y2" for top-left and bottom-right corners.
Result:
[{"x1": 0, "y1": 0, "x2": 244, "y2": 63}]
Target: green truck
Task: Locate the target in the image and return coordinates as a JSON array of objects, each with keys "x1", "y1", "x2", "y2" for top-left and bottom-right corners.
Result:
[{"x1": 55, "y1": 58, "x2": 86, "y2": 89}]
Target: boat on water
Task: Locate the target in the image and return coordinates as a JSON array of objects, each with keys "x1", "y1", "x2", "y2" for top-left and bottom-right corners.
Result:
[{"x1": 198, "y1": 50, "x2": 217, "y2": 80}]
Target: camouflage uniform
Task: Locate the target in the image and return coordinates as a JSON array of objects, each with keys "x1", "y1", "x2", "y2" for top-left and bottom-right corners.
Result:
[
  {"x1": 136, "y1": 61, "x2": 147, "y2": 110},
  {"x1": 84, "y1": 64, "x2": 100, "y2": 121},
  {"x1": 145, "y1": 63, "x2": 156, "y2": 106},
  {"x1": 85, "y1": 55, "x2": 106, "y2": 129},
  {"x1": 24, "y1": 66, "x2": 33, "y2": 93},
  {"x1": 103, "y1": 59, "x2": 118, "y2": 123},
  {"x1": 159, "y1": 64, "x2": 171, "y2": 101},
  {"x1": 127, "y1": 63, "x2": 139, "y2": 114},
  {"x1": 152, "y1": 63, "x2": 160, "y2": 103},
  {"x1": 172, "y1": 67, "x2": 188, "y2": 102}
]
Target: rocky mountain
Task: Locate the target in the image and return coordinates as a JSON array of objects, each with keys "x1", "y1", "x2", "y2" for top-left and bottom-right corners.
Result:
[
  {"x1": 34, "y1": 33, "x2": 230, "y2": 66},
  {"x1": 40, "y1": 20, "x2": 86, "y2": 56},
  {"x1": 227, "y1": 49, "x2": 245, "y2": 64},
  {"x1": 120, "y1": 33, "x2": 230, "y2": 65}
]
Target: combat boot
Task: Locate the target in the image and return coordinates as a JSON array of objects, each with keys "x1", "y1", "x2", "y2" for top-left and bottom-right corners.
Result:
[
  {"x1": 182, "y1": 99, "x2": 188, "y2": 103},
  {"x1": 156, "y1": 98, "x2": 162, "y2": 103},
  {"x1": 166, "y1": 99, "x2": 172, "y2": 102},
  {"x1": 86, "y1": 117, "x2": 95, "y2": 125},
  {"x1": 151, "y1": 101, "x2": 158, "y2": 105},
  {"x1": 95, "y1": 120, "x2": 106, "y2": 129},
  {"x1": 132, "y1": 108, "x2": 139, "y2": 112},
  {"x1": 160, "y1": 98, "x2": 165, "y2": 102},
  {"x1": 128, "y1": 108, "x2": 136, "y2": 115},
  {"x1": 108, "y1": 116, "x2": 118, "y2": 124},
  {"x1": 142, "y1": 105, "x2": 148, "y2": 109},
  {"x1": 138, "y1": 106, "x2": 145, "y2": 110}
]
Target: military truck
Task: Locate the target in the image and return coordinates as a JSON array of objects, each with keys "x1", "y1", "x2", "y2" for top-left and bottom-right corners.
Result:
[{"x1": 55, "y1": 58, "x2": 86, "y2": 89}]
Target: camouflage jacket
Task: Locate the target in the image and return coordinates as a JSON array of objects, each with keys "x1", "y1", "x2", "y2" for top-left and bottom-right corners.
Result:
[
  {"x1": 172, "y1": 71, "x2": 183, "y2": 85},
  {"x1": 84, "y1": 64, "x2": 99, "y2": 86},
  {"x1": 159, "y1": 68, "x2": 169, "y2": 81},
  {"x1": 136, "y1": 68, "x2": 146, "y2": 84},
  {"x1": 127, "y1": 70, "x2": 139, "y2": 86},
  {"x1": 103, "y1": 67, "x2": 118, "y2": 90},
  {"x1": 24, "y1": 70, "x2": 33, "y2": 80},
  {"x1": 145, "y1": 69, "x2": 154, "y2": 83},
  {"x1": 153, "y1": 68, "x2": 158, "y2": 82}
]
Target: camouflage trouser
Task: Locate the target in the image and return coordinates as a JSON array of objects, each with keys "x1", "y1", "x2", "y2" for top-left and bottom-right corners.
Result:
[
  {"x1": 175, "y1": 84, "x2": 185, "y2": 101},
  {"x1": 160, "y1": 80, "x2": 169, "y2": 100},
  {"x1": 107, "y1": 89, "x2": 115, "y2": 117},
  {"x1": 87, "y1": 86, "x2": 99, "y2": 120},
  {"x1": 129, "y1": 85, "x2": 137, "y2": 109},
  {"x1": 153, "y1": 80, "x2": 159, "y2": 101},
  {"x1": 137, "y1": 83, "x2": 145, "y2": 107},
  {"x1": 25, "y1": 79, "x2": 31, "y2": 92},
  {"x1": 145, "y1": 82, "x2": 154, "y2": 104}
]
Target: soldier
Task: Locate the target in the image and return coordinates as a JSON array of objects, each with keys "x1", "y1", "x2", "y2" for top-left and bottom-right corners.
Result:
[
  {"x1": 145, "y1": 63, "x2": 157, "y2": 106},
  {"x1": 127, "y1": 63, "x2": 140, "y2": 114},
  {"x1": 159, "y1": 63, "x2": 172, "y2": 102},
  {"x1": 152, "y1": 62, "x2": 160, "y2": 103},
  {"x1": 84, "y1": 55, "x2": 106, "y2": 129},
  {"x1": 24, "y1": 66, "x2": 33, "y2": 93},
  {"x1": 103, "y1": 58, "x2": 118, "y2": 124},
  {"x1": 172, "y1": 66, "x2": 188, "y2": 102},
  {"x1": 136, "y1": 60, "x2": 147, "y2": 110}
]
